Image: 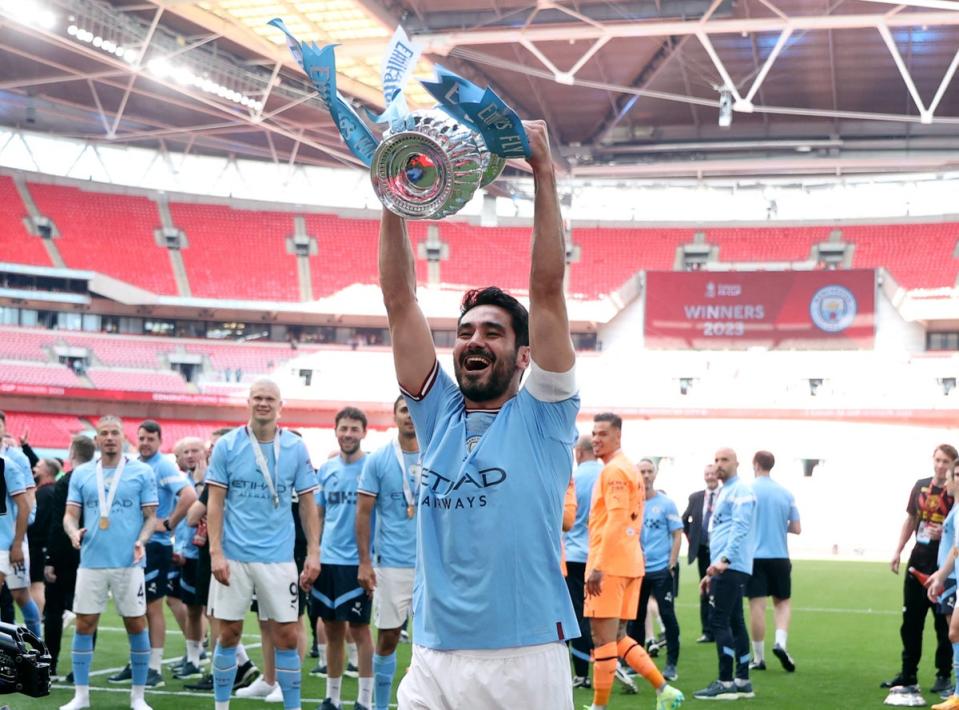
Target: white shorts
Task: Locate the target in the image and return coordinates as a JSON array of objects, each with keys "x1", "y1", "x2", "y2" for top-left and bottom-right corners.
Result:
[
  {"x1": 0, "y1": 544, "x2": 30, "y2": 590},
  {"x1": 209, "y1": 560, "x2": 298, "y2": 624},
  {"x1": 74, "y1": 567, "x2": 146, "y2": 618},
  {"x1": 397, "y1": 642, "x2": 573, "y2": 710},
  {"x1": 374, "y1": 567, "x2": 414, "y2": 630}
]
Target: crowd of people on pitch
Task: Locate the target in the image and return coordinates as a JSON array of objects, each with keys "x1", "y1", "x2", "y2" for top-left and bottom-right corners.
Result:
[
  {"x1": 882, "y1": 444, "x2": 959, "y2": 710},
  {"x1": 562, "y1": 417, "x2": 800, "y2": 707},
  {"x1": 0, "y1": 400, "x2": 805, "y2": 710}
]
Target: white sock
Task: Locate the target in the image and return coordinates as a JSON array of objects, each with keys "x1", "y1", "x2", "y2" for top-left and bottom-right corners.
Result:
[
  {"x1": 347, "y1": 642, "x2": 358, "y2": 667},
  {"x1": 327, "y1": 675, "x2": 342, "y2": 704},
  {"x1": 735, "y1": 678, "x2": 750, "y2": 687},
  {"x1": 752, "y1": 641, "x2": 764, "y2": 661},
  {"x1": 775, "y1": 629, "x2": 788, "y2": 649},
  {"x1": 358, "y1": 676, "x2": 373, "y2": 706},
  {"x1": 590, "y1": 705, "x2": 607, "y2": 710},
  {"x1": 317, "y1": 643, "x2": 327, "y2": 665},
  {"x1": 187, "y1": 639, "x2": 201, "y2": 665},
  {"x1": 74, "y1": 685, "x2": 90, "y2": 703},
  {"x1": 149, "y1": 647, "x2": 164, "y2": 672},
  {"x1": 132, "y1": 685, "x2": 145, "y2": 701},
  {"x1": 215, "y1": 702, "x2": 230, "y2": 710},
  {"x1": 236, "y1": 643, "x2": 250, "y2": 666}
]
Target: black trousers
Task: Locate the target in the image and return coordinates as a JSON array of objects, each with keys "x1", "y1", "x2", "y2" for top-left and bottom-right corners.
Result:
[
  {"x1": 901, "y1": 567, "x2": 951, "y2": 679},
  {"x1": 709, "y1": 569, "x2": 750, "y2": 682},
  {"x1": 43, "y1": 567, "x2": 77, "y2": 674},
  {"x1": 565, "y1": 561, "x2": 593, "y2": 677},
  {"x1": 0, "y1": 585, "x2": 13, "y2": 624},
  {"x1": 697, "y1": 545, "x2": 711, "y2": 636},
  {"x1": 628, "y1": 569, "x2": 680, "y2": 666}
]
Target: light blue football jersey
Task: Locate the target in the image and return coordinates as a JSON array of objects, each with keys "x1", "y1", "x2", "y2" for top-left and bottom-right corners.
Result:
[
  {"x1": 402, "y1": 361, "x2": 580, "y2": 650},
  {"x1": 752, "y1": 476, "x2": 800, "y2": 559},
  {"x1": 0, "y1": 456, "x2": 27, "y2": 549},
  {"x1": 709, "y1": 474, "x2": 757, "y2": 575},
  {"x1": 317, "y1": 454, "x2": 367, "y2": 565},
  {"x1": 1, "y1": 446, "x2": 35, "y2": 526},
  {"x1": 141, "y1": 452, "x2": 189, "y2": 547},
  {"x1": 67, "y1": 458, "x2": 159, "y2": 569},
  {"x1": 641, "y1": 492, "x2": 684, "y2": 572},
  {"x1": 939, "y1": 505, "x2": 957, "y2": 582},
  {"x1": 174, "y1": 476, "x2": 199, "y2": 560},
  {"x1": 205, "y1": 427, "x2": 317, "y2": 564},
  {"x1": 357, "y1": 442, "x2": 418, "y2": 569},
  {"x1": 564, "y1": 459, "x2": 602, "y2": 565}
]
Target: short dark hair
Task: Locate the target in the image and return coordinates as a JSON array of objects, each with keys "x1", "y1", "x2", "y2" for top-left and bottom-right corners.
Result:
[
  {"x1": 459, "y1": 287, "x2": 529, "y2": 348},
  {"x1": 335, "y1": 406, "x2": 367, "y2": 430},
  {"x1": 0, "y1": 411, "x2": 5, "y2": 424},
  {"x1": 211, "y1": 427, "x2": 233, "y2": 439},
  {"x1": 753, "y1": 450, "x2": 775, "y2": 471},
  {"x1": 393, "y1": 395, "x2": 406, "y2": 413},
  {"x1": 138, "y1": 420, "x2": 162, "y2": 437},
  {"x1": 593, "y1": 412, "x2": 622, "y2": 430},
  {"x1": 70, "y1": 435, "x2": 96, "y2": 465},
  {"x1": 937, "y1": 444, "x2": 959, "y2": 462}
]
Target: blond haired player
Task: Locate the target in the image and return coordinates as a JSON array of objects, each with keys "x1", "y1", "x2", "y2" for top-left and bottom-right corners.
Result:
[{"x1": 584, "y1": 412, "x2": 683, "y2": 710}]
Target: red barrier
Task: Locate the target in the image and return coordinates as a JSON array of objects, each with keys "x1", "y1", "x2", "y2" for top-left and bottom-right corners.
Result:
[{"x1": 645, "y1": 269, "x2": 875, "y2": 348}]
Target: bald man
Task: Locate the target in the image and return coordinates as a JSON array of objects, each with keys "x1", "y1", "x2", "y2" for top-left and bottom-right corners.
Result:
[{"x1": 693, "y1": 448, "x2": 757, "y2": 701}]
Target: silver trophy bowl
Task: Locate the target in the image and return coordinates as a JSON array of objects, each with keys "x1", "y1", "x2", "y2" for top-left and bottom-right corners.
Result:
[{"x1": 371, "y1": 110, "x2": 507, "y2": 220}]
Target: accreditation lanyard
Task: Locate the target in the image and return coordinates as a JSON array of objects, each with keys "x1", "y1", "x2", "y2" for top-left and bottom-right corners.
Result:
[
  {"x1": 392, "y1": 439, "x2": 421, "y2": 519},
  {"x1": 96, "y1": 456, "x2": 127, "y2": 529},
  {"x1": 247, "y1": 427, "x2": 281, "y2": 508}
]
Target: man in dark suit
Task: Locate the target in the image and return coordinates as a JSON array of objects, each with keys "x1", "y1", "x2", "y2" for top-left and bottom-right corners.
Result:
[{"x1": 683, "y1": 463, "x2": 720, "y2": 642}]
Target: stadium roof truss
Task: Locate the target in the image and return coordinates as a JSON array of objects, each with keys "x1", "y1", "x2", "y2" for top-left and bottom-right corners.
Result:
[{"x1": 3, "y1": 0, "x2": 959, "y2": 179}]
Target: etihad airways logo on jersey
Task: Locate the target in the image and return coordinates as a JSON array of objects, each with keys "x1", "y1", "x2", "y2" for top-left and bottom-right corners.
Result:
[
  {"x1": 325, "y1": 490, "x2": 358, "y2": 506},
  {"x1": 418, "y1": 465, "x2": 507, "y2": 511}
]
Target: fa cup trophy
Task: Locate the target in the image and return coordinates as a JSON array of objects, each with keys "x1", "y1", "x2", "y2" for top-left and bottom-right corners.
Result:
[{"x1": 270, "y1": 20, "x2": 528, "y2": 220}]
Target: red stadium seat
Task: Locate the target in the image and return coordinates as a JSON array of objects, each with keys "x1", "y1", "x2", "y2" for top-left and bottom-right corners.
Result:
[{"x1": 0, "y1": 176, "x2": 50, "y2": 267}]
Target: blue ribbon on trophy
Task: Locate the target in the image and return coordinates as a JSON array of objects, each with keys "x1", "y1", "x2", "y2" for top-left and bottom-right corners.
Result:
[
  {"x1": 421, "y1": 66, "x2": 531, "y2": 160},
  {"x1": 268, "y1": 18, "x2": 378, "y2": 167}
]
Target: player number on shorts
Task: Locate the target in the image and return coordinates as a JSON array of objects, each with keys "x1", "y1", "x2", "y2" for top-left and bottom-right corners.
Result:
[
  {"x1": 289, "y1": 583, "x2": 297, "y2": 608},
  {"x1": 137, "y1": 584, "x2": 145, "y2": 600}
]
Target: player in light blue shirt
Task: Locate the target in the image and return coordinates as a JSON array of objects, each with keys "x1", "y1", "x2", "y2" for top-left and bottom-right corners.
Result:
[
  {"x1": 632, "y1": 459, "x2": 684, "y2": 679},
  {"x1": 378, "y1": 122, "x2": 583, "y2": 709},
  {"x1": 61, "y1": 415, "x2": 158, "y2": 710},
  {"x1": 356, "y1": 396, "x2": 420, "y2": 710},
  {"x1": 694, "y1": 448, "x2": 757, "y2": 701},
  {"x1": 746, "y1": 450, "x2": 801, "y2": 674},
  {"x1": 206, "y1": 379, "x2": 320, "y2": 710},
  {"x1": 0, "y1": 441, "x2": 41, "y2": 639},
  {"x1": 313, "y1": 407, "x2": 374, "y2": 710},
  {"x1": 134, "y1": 420, "x2": 197, "y2": 686},
  {"x1": 563, "y1": 434, "x2": 603, "y2": 686}
]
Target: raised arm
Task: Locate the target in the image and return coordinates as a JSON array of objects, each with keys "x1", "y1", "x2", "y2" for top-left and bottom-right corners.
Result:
[
  {"x1": 525, "y1": 120, "x2": 574, "y2": 374},
  {"x1": 379, "y1": 209, "x2": 437, "y2": 393}
]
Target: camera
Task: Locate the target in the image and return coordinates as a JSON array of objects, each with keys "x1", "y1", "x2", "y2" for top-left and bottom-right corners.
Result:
[{"x1": 0, "y1": 622, "x2": 51, "y2": 697}]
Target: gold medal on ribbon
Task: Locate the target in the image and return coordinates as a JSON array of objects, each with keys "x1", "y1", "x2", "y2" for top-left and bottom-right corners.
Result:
[
  {"x1": 99, "y1": 517, "x2": 110, "y2": 530},
  {"x1": 407, "y1": 505, "x2": 415, "y2": 519}
]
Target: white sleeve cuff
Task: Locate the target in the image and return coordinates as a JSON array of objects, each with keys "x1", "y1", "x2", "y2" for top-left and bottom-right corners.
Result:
[{"x1": 524, "y1": 360, "x2": 577, "y2": 402}]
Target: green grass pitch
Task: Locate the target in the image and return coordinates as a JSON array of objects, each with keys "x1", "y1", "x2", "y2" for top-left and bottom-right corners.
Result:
[{"x1": 16, "y1": 560, "x2": 948, "y2": 708}]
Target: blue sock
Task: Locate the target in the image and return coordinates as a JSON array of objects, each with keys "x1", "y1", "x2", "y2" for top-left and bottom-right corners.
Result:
[
  {"x1": 71, "y1": 633, "x2": 94, "y2": 686},
  {"x1": 953, "y1": 642, "x2": 959, "y2": 696},
  {"x1": 373, "y1": 652, "x2": 397, "y2": 710},
  {"x1": 20, "y1": 599, "x2": 41, "y2": 638},
  {"x1": 129, "y1": 630, "x2": 150, "y2": 686},
  {"x1": 213, "y1": 643, "x2": 238, "y2": 703},
  {"x1": 275, "y1": 648, "x2": 301, "y2": 710}
]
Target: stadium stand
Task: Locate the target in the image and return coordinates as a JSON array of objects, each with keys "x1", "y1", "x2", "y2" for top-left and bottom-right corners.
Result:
[
  {"x1": 27, "y1": 182, "x2": 178, "y2": 294},
  {"x1": 170, "y1": 202, "x2": 300, "y2": 300},
  {"x1": 0, "y1": 327, "x2": 58, "y2": 361},
  {"x1": 0, "y1": 176, "x2": 49, "y2": 267},
  {"x1": 1, "y1": 411, "x2": 87, "y2": 448},
  {"x1": 84, "y1": 367, "x2": 190, "y2": 393},
  {"x1": 3, "y1": 179, "x2": 959, "y2": 297},
  {"x1": 0, "y1": 362, "x2": 85, "y2": 387},
  {"x1": 305, "y1": 213, "x2": 382, "y2": 297},
  {"x1": 60, "y1": 331, "x2": 168, "y2": 369}
]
